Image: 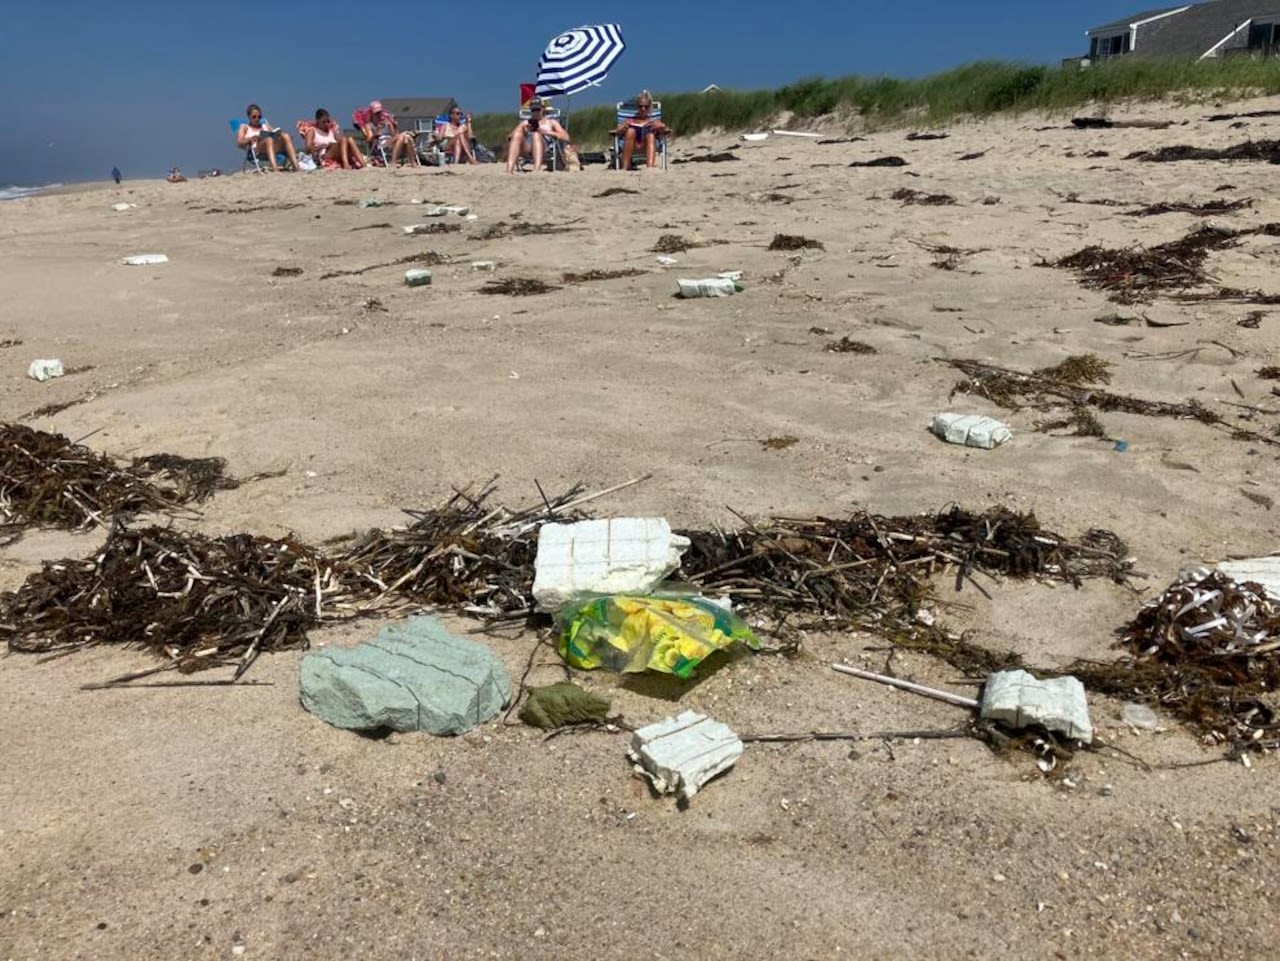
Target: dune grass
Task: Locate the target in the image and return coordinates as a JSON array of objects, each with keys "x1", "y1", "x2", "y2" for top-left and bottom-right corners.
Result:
[{"x1": 469, "y1": 57, "x2": 1280, "y2": 148}]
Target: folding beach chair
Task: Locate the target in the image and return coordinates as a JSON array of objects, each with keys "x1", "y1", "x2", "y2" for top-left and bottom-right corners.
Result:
[
  {"x1": 517, "y1": 105, "x2": 565, "y2": 171},
  {"x1": 230, "y1": 119, "x2": 291, "y2": 173},
  {"x1": 612, "y1": 100, "x2": 667, "y2": 170}
]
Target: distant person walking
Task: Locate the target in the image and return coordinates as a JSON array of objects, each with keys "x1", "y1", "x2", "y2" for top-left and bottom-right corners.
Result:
[{"x1": 111, "y1": 166, "x2": 122, "y2": 184}]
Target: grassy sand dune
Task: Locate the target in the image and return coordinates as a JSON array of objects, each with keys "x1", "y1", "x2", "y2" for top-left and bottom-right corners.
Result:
[{"x1": 473, "y1": 57, "x2": 1280, "y2": 146}]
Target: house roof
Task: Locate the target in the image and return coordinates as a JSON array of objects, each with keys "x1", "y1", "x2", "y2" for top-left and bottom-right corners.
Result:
[
  {"x1": 1087, "y1": 4, "x2": 1186, "y2": 34},
  {"x1": 1137, "y1": 0, "x2": 1280, "y2": 57},
  {"x1": 379, "y1": 96, "x2": 457, "y2": 119}
]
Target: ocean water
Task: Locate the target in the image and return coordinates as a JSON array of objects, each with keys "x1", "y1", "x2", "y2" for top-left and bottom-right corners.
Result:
[{"x1": 0, "y1": 184, "x2": 60, "y2": 201}]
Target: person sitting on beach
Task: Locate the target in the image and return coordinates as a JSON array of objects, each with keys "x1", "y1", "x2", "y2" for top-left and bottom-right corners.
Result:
[
  {"x1": 166, "y1": 167, "x2": 187, "y2": 183},
  {"x1": 357, "y1": 101, "x2": 415, "y2": 166},
  {"x1": 303, "y1": 109, "x2": 363, "y2": 170},
  {"x1": 504, "y1": 100, "x2": 570, "y2": 173},
  {"x1": 435, "y1": 106, "x2": 477, "y2": 165},
  {"x1": 237, "y1": 104, "x2": 300, "y2": 172},
  {"x1": 616, "y1": 90, "x2": 670, "y2": 170}
]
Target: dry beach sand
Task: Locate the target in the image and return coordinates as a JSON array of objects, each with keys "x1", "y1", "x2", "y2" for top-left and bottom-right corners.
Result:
[{"x1": 2, "y1": 97, "x2": 1280, "y2": 960}]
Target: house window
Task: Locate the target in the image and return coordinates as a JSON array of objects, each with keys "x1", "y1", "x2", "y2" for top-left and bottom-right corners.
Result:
[
  {"x1": 1092, "y1": 32, "x2": 1130, "y2": 57},
  {"x1": 1248, "y1": 21, "x2": 1280, "y2": 49}
]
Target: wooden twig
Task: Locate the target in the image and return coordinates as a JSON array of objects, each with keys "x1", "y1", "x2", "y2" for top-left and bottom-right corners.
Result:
[{"x1": 831, "y1": 663, "x2": 980, "y2": 709}]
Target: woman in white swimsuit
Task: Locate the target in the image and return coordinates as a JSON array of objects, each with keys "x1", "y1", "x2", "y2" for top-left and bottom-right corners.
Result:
[
  {"x1": 435, "y1": 106, "x2": 477, "y2": 165},
  {"x1": 305, "y1": 109, "x2": 363, "y2": 169},
  {"x1": 236, "y1": 103, "x2": 299, "y2": 172}
]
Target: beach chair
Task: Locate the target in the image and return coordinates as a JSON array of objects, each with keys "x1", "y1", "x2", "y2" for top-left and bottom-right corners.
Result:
[
  {"x1": 517, "y1": 105, "x2": 565, "y2": 171},
  {"x1": 230, "y1": 119, "x2": 292, "y2": 173},
  {"x1": 612, "y1": 100, "x2": 667, "y2": 170}
]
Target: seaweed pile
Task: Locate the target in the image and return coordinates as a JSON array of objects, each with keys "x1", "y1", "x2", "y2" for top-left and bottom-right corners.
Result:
[
  {"x1": 890, "y1": 188, "x2": 956, "y2": 206},
  {"x1": 1050, "y1": 224, "x2": 1243, "y2": 303},
  {"x1": 768, "y1": 234, "x2": 825, "y2": 251},
  {"x1": 0, "y1": 424, "x2": 237, "y2": 535},
  {"x1": 1072, "y1": 571, "x2": 1280, "y2": 746},
  {"x1": 2, "y1": 525, "x2": 350, "y2": 677},
  {"x1": 479, "y1": 278, "x2": 560, "y2": 296},
  {"x1": 333, "y1": 480, "x2": 590, "y2": 618},
  {"x1": 678, "y1": 507, "x2": 1131, "y2": 638},
  {"x1": 1127, "y1": 140, "x2": 1280, "y2": 163}
]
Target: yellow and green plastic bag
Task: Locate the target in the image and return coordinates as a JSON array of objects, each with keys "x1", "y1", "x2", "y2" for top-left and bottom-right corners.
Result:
[{"x1": 557, "y1": 594, "x2": 759, "y2": 679}]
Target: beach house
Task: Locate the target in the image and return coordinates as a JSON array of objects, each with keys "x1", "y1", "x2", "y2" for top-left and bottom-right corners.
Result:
[
  {"x1": 378, "y1": 97, "x2": 459, "y2": 133},
  {"x1": 1083, "y1": 0, "x2": 1280, "y2": 60}
]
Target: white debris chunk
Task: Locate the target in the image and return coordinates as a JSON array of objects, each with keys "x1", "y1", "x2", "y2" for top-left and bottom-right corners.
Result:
[
  {"x1": 981, "y1": 670, "x2": 1093, "y2": 743},
  {"x1": 532, "y1": 518, "x2": 690, "y2": 610},
  {"x1": 1217, "y1": 556, "x2": 1280, "y2": 598},
  {"x1": 122, "y1": 253, "x2": 168, "y2": 266},
  {"x1": 931, "y1": 412, "x2": 1012, "y2": 449},
  {"x1": 27, "y1": 359, "x2": 64, "y2": 382},
  {"x1": 628, "y1": 711, "x2": 742, "y2": 801}
]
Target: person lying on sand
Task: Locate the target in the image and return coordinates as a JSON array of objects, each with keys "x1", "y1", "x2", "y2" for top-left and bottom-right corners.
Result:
[
  {"x1": 505, "y1": 100, "x2": 570, "y2": 173},
  {"x1": 436, "y1": 106, "x2": 477, "y2": 165},
  {"x1": 616, "y1": 90, "x2": 670, "y2": 170},
  {"x1": 304, "y1": 109, "x2": 363, "y2": 170},
  {"x1": 237, "y1": 104, "x2": 300, "y2": 172}
]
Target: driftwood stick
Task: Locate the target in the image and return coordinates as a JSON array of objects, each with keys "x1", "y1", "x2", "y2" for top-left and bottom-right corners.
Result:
[{"x1": 831, "y1": 663, "x2": 980, "y2": 709}]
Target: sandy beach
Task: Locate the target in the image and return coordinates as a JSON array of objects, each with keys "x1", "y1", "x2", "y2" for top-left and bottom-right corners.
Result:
[{"x1": 2, "y1": 97, "x2": 1280, "y2": 960}]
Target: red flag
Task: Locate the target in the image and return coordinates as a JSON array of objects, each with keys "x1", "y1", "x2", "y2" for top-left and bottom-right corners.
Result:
[{"x1": 520, "y1": 83, "x2": 536, "y2": 108}]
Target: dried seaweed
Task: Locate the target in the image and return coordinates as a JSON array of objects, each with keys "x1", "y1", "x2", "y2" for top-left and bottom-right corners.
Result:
[
  {"x1": 1259, "y1": 366, "x2": 1280, "y2": 380},
  {"x1": 906, "y1": 132, "x2": 949, "y2": 141},
  {"x1": 1071, "y1": 572, "x2": 1280, "y2": 745},
  {"x1": 824, "y1": 337, "x2": 877, "y2": 354},
  {"x1": 1038, "y1": 406, "x2": 1107, "y2": 438},
  {"x1": 479, "y1": 278, "x2": 560, "y2": 296},
  {"x1": 476, "y1": 219, "x2": 582, "y2": 240},
  {"x1": 849, "y1": 156, "x2": 908, "y2": 167},
  {"x1": 332, "y1": 480, "x2": 590, "y2": 618},
  {"x1": 768, "y1": 234, "x2": 825, "y2": 251},
  {"x1": 1048, "y1": 224, "x2": 1245, "y2": 303},
  {"x1": 1124, "y1": 198, "x2": 1253, "y2": 217},
  {"x1": 404, "y1": 222, "x2": 460, "y2": 236},
  {"x1": 671, "y1": 152, "x2": 738, "y2": 164},
  {"x1": 0, "y1": 338, "x2": 22, "y2": 349},
  {"x1": 947, "y1": 357, "x2": 1280, "y2": 448},
  {"x1": 0, "y1": 425, "x2": 238, "y2": 531},
  {"x1": 958, "y1": 151, "x2": 986, "y2": 161},
  {"x1": 891, "y1": 188, "x2": 956, "y2": 206},
  {"x1": 594, "y1": 187, "x2": 639, "y2": 198},
  {"x1": 1128, "y1": 140, "x2": 1280, "y2": 163},
  {"x1": 271, "y1": 266, "x2": 303, "y2": 277},
  {"x1": 320, "y1": 251, "x2": 448, "y2": 279},
  {"x1": 0, "y1": 525, "x2": 350, "y2": 676},
  {"x1": 652, "y1": 234, "x2": 699, "y2": 253},
  {"x1": 561, "y1": 268, "x2": 645, "y2": 283},
  {"x1": 760, "y1": 436, "x2": 798, "y2": 450},
  {"x1": 205, "y1": 203, "x2": 303, "y2": 214},
  {"x1": 678, "y1": 508, "x2": 1132, "y2": 642},
  {"x1": 1035, "y1": 354, "x2": 1112, "y2": 385}
]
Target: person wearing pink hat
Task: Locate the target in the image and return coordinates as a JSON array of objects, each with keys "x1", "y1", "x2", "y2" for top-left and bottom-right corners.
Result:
[{"x1": 355, "y1": 100, "x2": 415, "y2": 166}]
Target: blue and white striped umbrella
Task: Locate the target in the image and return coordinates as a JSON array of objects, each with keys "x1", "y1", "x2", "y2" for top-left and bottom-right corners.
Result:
[{"x1": 535, "y1": 24, "x2": 626, "y2": 98}]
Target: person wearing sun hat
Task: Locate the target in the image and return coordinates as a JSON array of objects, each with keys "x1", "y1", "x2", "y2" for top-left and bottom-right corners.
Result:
[{"x1": 356, "y1": 100, "x2": 415, "y2": 166}]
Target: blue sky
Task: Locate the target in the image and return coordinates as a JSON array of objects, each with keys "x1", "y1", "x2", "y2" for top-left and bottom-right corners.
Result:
[{"x1": 1, "y1": 1, "x2": 1142, "y2": 185}]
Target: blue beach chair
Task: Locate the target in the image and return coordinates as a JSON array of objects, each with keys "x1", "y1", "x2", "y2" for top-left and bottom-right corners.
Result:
[
  {"x1": 612, "y1": 100, "x2": 667, "y2": 170},
  {"x1": 230, "y1": 119, "x2": 291, "y2": 173}
]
